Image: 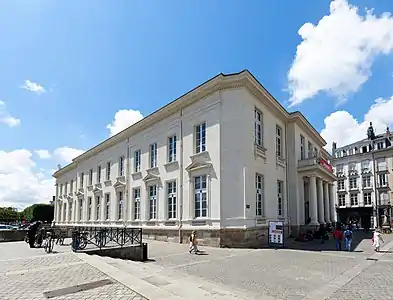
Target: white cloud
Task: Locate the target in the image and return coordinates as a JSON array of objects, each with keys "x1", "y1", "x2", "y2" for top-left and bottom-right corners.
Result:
[
  {"x1": 53, "y1": 147, "x2": 85, "y2": 164},
  {"x1": 35, "y1": 149, "x2": 51, "y2": 159},
  {"x1": 107, "y1": 109, "x2": 144, "y2": 137},
  {"x1": 321, "y1": 95, "x2": 393, "y2": 149},
  {"x1": 20, "y1": 80, "x2": 46, "y2": 95},
  {"x1": 0, "y1": 100, "x2": 20, "y2": 127},
  {"x1": 0, "y1": 149, "x2": 54, "y2": 209},
  {"x1": 288, "y1": 0, "x2": 393, "y2": 106}
]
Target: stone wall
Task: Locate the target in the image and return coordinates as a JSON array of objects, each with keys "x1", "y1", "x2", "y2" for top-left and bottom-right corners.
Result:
[
  {"x1": 0, "y1": 230, "x2": 27, "y2": 242},
  {"x1": 140, "y1": 226, "x2": 290, "y2": 248}
]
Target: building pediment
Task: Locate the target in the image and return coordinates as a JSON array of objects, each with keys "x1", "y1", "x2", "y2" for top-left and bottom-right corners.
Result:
[
  {"x1": 143, "y1": 172, "x2": 160, "y2": 183},
  {"x1": 186, "y1": 161, "x2": 212, "y2": 172},
  {"x1": 92, "y1": 184, "x2": 103, "y2": 194},
  {"x1": 113, "y1": 178, "x2": 126, "y2": 189}
]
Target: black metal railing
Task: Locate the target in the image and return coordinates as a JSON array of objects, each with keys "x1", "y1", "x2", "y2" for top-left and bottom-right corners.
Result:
[{"x1": 71, "y1": 227, "x2": 142, "y2": 252}]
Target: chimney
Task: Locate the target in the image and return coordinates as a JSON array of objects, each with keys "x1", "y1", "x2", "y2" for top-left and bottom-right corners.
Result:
[
  {"x1": 387, "y1": 126, "x2": 391, "y2": 138},
  {"x1": 332, "y1": 142, "x2": 337, "y2": 154}
]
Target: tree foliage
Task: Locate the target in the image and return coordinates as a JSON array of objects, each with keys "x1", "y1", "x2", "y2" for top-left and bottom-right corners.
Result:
[
  {"x1": 0, "y1": 207, "x2": 19, "y2": 221},
  {"x1": 20, "y1": 204, "x2": 54, "y2": 222}
]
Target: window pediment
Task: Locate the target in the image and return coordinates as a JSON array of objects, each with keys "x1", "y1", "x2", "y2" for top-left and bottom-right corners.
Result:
[
  {"x1": 143, "y1": 172, "x2": 160, "y2": 183},
  {"x1": 113, "y1": 178, "x2": 126, "y2": 189},
  {"x1": 186, "y1": 161, "x2": 212, "y2": 172}
]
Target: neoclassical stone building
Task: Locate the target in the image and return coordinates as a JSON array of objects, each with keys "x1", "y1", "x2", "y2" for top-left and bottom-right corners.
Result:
[{"x1": 53, "y1": 70, "x2": 336, "y2": 247}]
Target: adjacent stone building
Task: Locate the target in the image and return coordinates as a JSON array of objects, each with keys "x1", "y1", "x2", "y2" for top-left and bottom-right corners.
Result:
[
  {"x1": 331, "y1": 123, "x2": 393, "y2": 228},
  {"x1": 53, "y1": 70, "x2": 336, "y2": 247}
]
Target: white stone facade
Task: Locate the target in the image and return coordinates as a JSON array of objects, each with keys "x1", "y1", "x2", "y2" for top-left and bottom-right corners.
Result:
[{"x1": 53, "y1": 70, "x2": 337, "y2": 243}]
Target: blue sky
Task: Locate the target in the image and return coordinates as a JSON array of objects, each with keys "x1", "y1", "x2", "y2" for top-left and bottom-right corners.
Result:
[{"x1": 1, "y1": 0, "x2": 393, "y2": 208}]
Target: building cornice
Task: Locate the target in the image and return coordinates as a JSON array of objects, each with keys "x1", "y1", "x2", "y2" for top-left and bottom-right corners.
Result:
[{"x1": 53, "y1": 70, "x2": 327, "y2": 178}]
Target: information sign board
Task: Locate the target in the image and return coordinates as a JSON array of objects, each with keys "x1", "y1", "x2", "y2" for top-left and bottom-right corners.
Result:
[{"x1": 268, "y1": 220, "x2": 284, "y2": 248}]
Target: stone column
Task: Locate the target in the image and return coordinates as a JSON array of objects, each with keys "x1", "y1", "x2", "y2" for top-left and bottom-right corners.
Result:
[
  {"x1": 317, "y1": 178, "x2": 325, "y2": 223},
  {"x1": 92, "y1": 195, "x2": 97, "y2": 221},
  {"x1": 329, "y1": 184, "x2": 336, "y2": 222},
  {"x1": 323, "y1": 181, "x2": 330, "y2": 223},
  {"x1": 309, "y1": 176, "x2": 319, "y2": 225},
  {"x1": 65, "y1": 201, "x2": 70, "y2": 223}
]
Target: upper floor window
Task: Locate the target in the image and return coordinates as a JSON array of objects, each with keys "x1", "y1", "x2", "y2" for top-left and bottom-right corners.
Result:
[
  {"x1": 106, "y1": 162, "x2": 111, "y2": 181},
  {"x1": 119, "y1": 156, "x2": 125, "y2": 176},
  {"x1": 97, "y1": 165, "x2": 101, "y2": 183},
  {"x1": 336, "y1": 164, "x2": 344, "y2": 173},
  {"x1": 88, "y1": 169, "x2": 93, "y2": 185},
  {"x1": 378, "y1": 174, "x2": 388, "y2": 187},
  {"x1": 362, "y1": 175, "x2": 371, "y2": 188},
  {"x1": 80, "y1": 173, "x2": 84, "y2": 188},
  {"x1": 307, "y1": 141, "x2": 313, "y2": 158},
  {"x1": 195, "y1": 123, "x2": 206, "y2": 153},
  {"x1": 364, "y1": 192, "x2": 372, "y2": 206},
  {"x1": 361, "y1": 160, "x2": 370, "y2": 170},
  {"x1": 254, "y1": 109, "x2": 263, "y2": 146},
  {"x1": 349, "y1": 177, "x2": 357, "y2": 189},
  {"x1": 348, "y1": 162, "x2": 357, "y2": 171},
  {"x1": 338, "y1": 194, "x2": 346, "y2": 207},
  {"x1": 134, "y1": 150, "x2": 141, "y2": 173},
  {"x1": 337, "y1": 179, "x2": 345, "y2": 190},
  {"x1": 350, "y1": 193, "x2": 358, "y2": 206},
  {"x1": 149, "y1": 143, "x2": 157, "y2": 168},
  {"x1": 276, "y1": 125, "x2": 282, "y2": 157},
  {"x1": 377, "y1": 157, "x2": 387, "y2": 171},
  {"x1": 300, "y1": 135, "x2": 305, "y2": 160},
  {"x1": 168, "y1": 135, "x2": 177, "y2": 163},
  {"x1": 377, "y1": 142, "x2": 384, "y2": 150}
]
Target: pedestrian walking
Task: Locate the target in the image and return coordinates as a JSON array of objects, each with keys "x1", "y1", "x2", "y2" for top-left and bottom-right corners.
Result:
[
  {"x1": 189, "y1": 230, "x2": 199, "y2": 254},
  {"x1": 372, "y1": 229, "x2": 384, "y2": 252},
  {"x1": 343, "y1": 226, "x2": 353, "y2": 252},
  {"x1": 332, "y1": 227, "x2": 343, "y2": 251}
]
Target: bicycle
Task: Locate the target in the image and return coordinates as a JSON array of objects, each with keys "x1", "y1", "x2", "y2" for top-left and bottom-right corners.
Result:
[{"x1": 43, "y1": 230, "x2": 55, "y2": 253}]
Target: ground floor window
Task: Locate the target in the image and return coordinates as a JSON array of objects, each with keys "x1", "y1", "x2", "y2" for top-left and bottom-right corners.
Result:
[
  {"x1": 149, "y1": 185, "x2": 157, "y2": 220},
  {"x1": 363, "y1": 192, "x2": 372, "y2": 205},
  {"x1": 105, "y1": 193, "x2": 110, "y2": 220},
  {"x1": 350, "y1": 193, "x2": 358, "y2": 206},
  {"x1": 277, "y1": 180, "x2": 283, "y2": 217},
  {"x1": 338, "y1": 194, "x2": 346, "y2": 207},
  {"x1": 96, "y1": 196, "x2": 100, "y2": 220},
  {"x1": 167, "y1": 181, "x2": 177, "y2": 219},
  {"x1": 194, "y1": 175, "x2": 207, "y2": 218},
  {"x1": 117, "y1": 191, "x2": 124, "y2": 220},
  {"x1": 79, "y1": 200, "x2": 83, "y2": 221},
  {"x1": 256, "y1": 174, "x2": 264, "y2": 217},
  {"x1": 62, "y1": 203, "x2": 66, "y2": 221},
  {"x1": 68, "y1": 203, "x2": 72, "y2": 221},
  {"x1": 88, "y1": 197, "x2": 92, "y2": 220},
  {"x1": 133, "y1": 188, "x2": 141, "y2": 220}
]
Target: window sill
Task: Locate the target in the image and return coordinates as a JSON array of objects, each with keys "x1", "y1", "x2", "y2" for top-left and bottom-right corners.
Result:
[
  {"x1": 254, "y1": 144, "x2": 267, "y2": 160},
  {"x1": 104, "y1": 180, "x2": 112, "y2": 186},
  {"x1": 190, "y1": 151, "x2": 209, "y2": 161},
  {"x1": 276, "y1": 156, "x2": 286, "y2": 167},
  {"x1": 87, "y1": 185, "x2": 94, "y2": 191},
  {"x1": 164, "y1": 161, "x2": 179, "y2": 168},
  {"x1": 146, "y1": 166, "x2": 159, "y2": 173}
]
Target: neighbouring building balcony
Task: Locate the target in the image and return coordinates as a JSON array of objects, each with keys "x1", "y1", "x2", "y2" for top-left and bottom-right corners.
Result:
[
  {"x1": 379, "y1": 198, "x2": 391, "y2": 206},
  {"x1": 298, "y1": 157, "x2": 337, "y2": 181},
  {"x1": 377, "y1": 164, "x2": 389, "y2": 172}
]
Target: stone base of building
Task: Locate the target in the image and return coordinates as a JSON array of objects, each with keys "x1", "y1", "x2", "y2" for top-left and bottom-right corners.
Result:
[{"x1": 142, "y1": 226, "x2": 290, "y2": 248}]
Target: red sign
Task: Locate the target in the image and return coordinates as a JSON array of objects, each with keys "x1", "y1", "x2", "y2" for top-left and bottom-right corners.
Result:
[{"x1": 319, "y1": 158, "x2": 333, "y2": 172}]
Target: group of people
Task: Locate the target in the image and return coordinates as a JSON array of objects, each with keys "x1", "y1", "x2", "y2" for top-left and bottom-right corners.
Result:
[{"x1": 331, "y1": 225, "x2": 385, "y2": 252}]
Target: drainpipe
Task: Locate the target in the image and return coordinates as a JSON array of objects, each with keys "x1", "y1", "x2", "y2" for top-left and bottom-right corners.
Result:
[
  {"x1": 124, "y1": 138, "x2": 130, "y2": 228},
  {"x1": 285, "y1": 123, "x2": 292, "y2": 237},
  {"x1": 178, "y1": 109, "x2": 184, "y2": 243},
  {"x1": 372, "y1": 148, "x2": 379, "y2": 228}
]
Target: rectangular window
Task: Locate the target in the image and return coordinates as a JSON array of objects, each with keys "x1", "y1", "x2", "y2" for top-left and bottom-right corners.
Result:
[
  {"x1": 256, "y1": 174, "x2": 264, "y2": 217},
  {"x1": 377, "y1": 158, "x2": 387, "y2": 171},
  {"x1": 194, "y1": 175, "x2": 207, "y2": 218},
  {"x1": 97, "y1": 165, "x2": 101, "y2": 183},
  {"x1": 168, "y1": 135, "x2": 177, "y2": 163},
  {"x1": 300, "y1": 135, "x2": 305, "y2": 160},
  {"x1": 377, "y1": 142, "x2": 384, "y2": 150},
  {"x1": 80, "y1": 173, "x2": 84, "y2": 188},
  {"x1": 88, "y1": 169, "x2": 93, "y2": 185},
  {"x1": 167, "y1": 181, "x2": 177, "y2": 219},
  {"x1": 363, "y1": 192, "x2": 372, "y2": 205},
  {"x1": 118, "y1": 191, "x2": 124, "y2": 220},
  {"x1": 134, "y1": 150, "x2": 141, "y2": 173},
  {"x1": 308, "y1": 141, "x2": 313, "y2": 158},
  {"x1": 70, "y1": 180, "x2": 74, "y2": 193},
  {"x1": 149, "y1": 185, "x2": 157, "y2": 220},
  {"x1": 276, "y1": 125, "x2": 282, "y2": 157},
  {"x1": 133, "y1": 188, "x2": 141, "y2": 220},
  {"x1": 96, "y1": 196, "x2": 100, "y2": 220},
  {"x1": 277, "y1": 180, "x2": 283, "y2": 217},
  {"x1": 88, "y1": 197, "x2": 92, "y2": 220},
  {"x1": 195, "y1": 122, "x2": 206, "y2": 153},
  {"x1": 348, "y1": 162, "x2": 356, "y2": 171},
  {"x1": 362, "y1": 176, "x2": 371, "y2": 188},
  {"x1": 338, "y1": 179, "x2": 345, "y2": 191},
  {"x1": 336, "y1": 164, "x2": 344, "y2": 173},
  {"x1": 349, "y1": 178, "x2": 357, "y2": 189},
  {"x1": 79, "y1": 200, "x2": 83, "y2": 221},
  {"x1": 105, "y1": 193, "x2": 110, "y2": 220},
  {"x1": 378, "y1": 174, "x2": 388, "y2": 186},
  {"x1": 380, "y1": 192, "x2": 389, "y2": 205},
  {"x1": 254, "y1": 109, "x2": 263, "y2": 146},
  {"x1": 338, "y1": 194, "x2": 346, "y2": 206},
  {"x1": 119, "y1": 156, "x2": 125, "y2": 177},
  {"x1": 68, "y1": 202, "x2": 72, "y2": 221},
  {"x1": 149, "y1": 143, "x2": 157, "y2": 168},
  {"x1": 350, "y1": 194, "x2": 358, "y2": 206},
  {"x1": 106, "y1": 162, "x2": 111, "y2": 181}
]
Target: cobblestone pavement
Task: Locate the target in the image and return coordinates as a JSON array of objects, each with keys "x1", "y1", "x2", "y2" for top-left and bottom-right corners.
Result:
[
  {"x1": 0, "y1": 242, "x2": 147, "y2": 300},
  {"x1": 105, "y1": 232, "x2": 393, "y2": 300}
]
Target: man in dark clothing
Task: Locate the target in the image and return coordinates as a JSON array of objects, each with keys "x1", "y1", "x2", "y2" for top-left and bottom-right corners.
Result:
[{"x1": 27, "y1": 221, "x2": 41, "y2": 248}]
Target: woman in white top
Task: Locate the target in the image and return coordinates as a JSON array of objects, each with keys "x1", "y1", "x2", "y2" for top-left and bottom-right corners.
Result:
[{"x1": 373, "y1": 229, "x2": 384, "y2": 252}]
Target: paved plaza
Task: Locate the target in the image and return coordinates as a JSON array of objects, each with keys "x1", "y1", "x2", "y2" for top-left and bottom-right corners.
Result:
[{"x1": 1, "y1": 232, "x2": 393, "y2": 299}]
